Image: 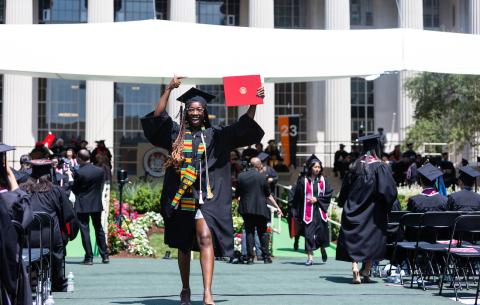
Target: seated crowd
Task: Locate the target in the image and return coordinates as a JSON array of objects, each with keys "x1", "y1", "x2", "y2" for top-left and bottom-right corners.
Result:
[{"x1": 0, "y1": 139, "x2": 112, "y2": 305}]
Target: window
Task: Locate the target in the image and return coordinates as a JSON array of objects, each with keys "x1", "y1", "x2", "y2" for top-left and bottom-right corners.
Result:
[
  {"x1": 351, "y1": 78, "x2": 374, "y2": 140},
  {"x1": 38, "y1": 79, "x2": 86, "y2": 145},
  {"x1": 0, "y1": 0, "x2": 5, "y2": 24},
  {"x1": 38, "y1": 0, "x2": 87, "y2": 24},
  {"x1": 274, "y1": 0, "x2": 306, "y2": 29},
  {"x1": 196, "y1": 0, "x2": 240, "y2": 26},
  {"x1": 423, "y1": 0, "x2": 440, "y2": 28},
  {"x1": 275, "y1": 82, "x2": 307, "y2": 165},
  {"x1": 350, "y1": 0, "x2": 373, "y2": 26},
  {"x1": 115, "y1": 0, "x2": 168, "y2": 21},
  {"x1": 37, "y1": 0, "x2": 87, "y2": 148},
  {"x1": 114, "y1": 83, "x2": 161, "y2": 175}
]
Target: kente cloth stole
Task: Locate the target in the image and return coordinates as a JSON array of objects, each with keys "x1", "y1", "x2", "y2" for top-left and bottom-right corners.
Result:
[
  {"x1": 303, "y1": 176, "x2": 327, "y2": 224},
  {"x1": 171, "y1": 129, "x2": 206, "y2": 211}
]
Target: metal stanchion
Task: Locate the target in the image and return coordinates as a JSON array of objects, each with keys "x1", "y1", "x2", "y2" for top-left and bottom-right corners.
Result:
[{"x1": 117, "y1": 169, "x2": 128, "y2": 227}]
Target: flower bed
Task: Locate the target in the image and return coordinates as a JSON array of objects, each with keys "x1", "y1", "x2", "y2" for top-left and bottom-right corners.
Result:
[{"x1": 108, "y1": 199, "x2": 164, "y2": 257}]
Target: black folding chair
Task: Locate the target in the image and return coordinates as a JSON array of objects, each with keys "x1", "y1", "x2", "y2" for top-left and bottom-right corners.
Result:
[
  {"x1": 439, "y1": 215, "x2": 480, "y2": 304},
  {"x1": 389, "y1": 212, "x2": 423, "y2": 286},
  {"x1": 11, "y1": 220, "x2": 26, "y2": 305},
  {"x1": 412, "y1": 211, "x2": 461, "y2": 290},
  {"x1": 24, "y1": 212, "x2": 53, "y2": 305}
]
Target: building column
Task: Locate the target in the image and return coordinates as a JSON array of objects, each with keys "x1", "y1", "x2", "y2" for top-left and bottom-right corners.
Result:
[
  {"x1": 469, "y1": 0, "x2": 480, "y2": 34},
  {"x1": 3, "y1": 0, "x2": 34, "y2": 165},
  {"x1": 86, "y1": 1, "x2": 114, "y2": 154},
  {"x1": 306, "y1": 0, "x2": 325, "y2": 155},
  {"x1": 397, "y1": 0, "x2": 423, "y2": 141},
  {"x1": 324, "y1": 0, "x2": 350, "y2": 162},
  {"x1": 249, "y1": 0, "x2": 275, "y2": 145},
  {"x1": 167, "y1": 0, "x2": 196, "y2": 117}
]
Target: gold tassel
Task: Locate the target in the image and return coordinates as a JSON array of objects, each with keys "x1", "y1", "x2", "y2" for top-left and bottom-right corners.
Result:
[{"x1": 207, "y1": 186, "x2": 214, "y2": 199}]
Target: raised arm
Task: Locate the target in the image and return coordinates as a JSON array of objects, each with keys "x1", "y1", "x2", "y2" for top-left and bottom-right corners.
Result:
[
  {"x1": 154, "y1": 76, "x2": 184, "y2": 117},
  {"x1": 244, "y1": 87, "x2": 265, "y2": 119}
]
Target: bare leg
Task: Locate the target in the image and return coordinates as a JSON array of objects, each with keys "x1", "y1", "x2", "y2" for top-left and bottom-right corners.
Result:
[
  {"x1": 352, "y1": 262, "x2": 361, "y2": 284},
  {"x1": 196, "y1": 218, "x2": 215, "y2": 305},
  {"x1": 178, "y1": 249, "x2": 191, "y2": 304},
  {"x1": 307, "y1": 251, "x2": 313, "y2": 261}
]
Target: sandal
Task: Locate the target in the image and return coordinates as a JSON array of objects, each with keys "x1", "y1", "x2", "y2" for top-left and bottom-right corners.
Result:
[
  {"x1": 352, "y1": 267, "x2": 361, "y2": 284},
  {"x1": 180, "y1": 288, "x2": 191, "y2": 305}
]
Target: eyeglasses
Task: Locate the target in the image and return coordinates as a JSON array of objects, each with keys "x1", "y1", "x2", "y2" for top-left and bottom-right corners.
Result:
[{"x1": 187, "y1": 108, "x2": 204, "y2": 114}]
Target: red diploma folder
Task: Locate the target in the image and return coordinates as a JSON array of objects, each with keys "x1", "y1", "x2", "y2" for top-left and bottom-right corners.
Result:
[
  {"x1": 42, "y1": 132, "x2": 56, "y2": 148},
  {"x1": 223, "y1": 75, "x2": 263, "y2": 107}
]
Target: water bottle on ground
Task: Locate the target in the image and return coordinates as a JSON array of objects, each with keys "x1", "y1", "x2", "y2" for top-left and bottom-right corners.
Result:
[{"x1": 67, "y1": 272, "x2": 75, "y2": 293}]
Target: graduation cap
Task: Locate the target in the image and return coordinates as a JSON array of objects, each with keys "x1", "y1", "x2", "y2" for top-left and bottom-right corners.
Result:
[
  {"x1": 305, "y1": 154, "x2": 321, "y2": 166},
  {"x1": 358, "y1": 134, "x2": 381, "y2": 152},
  {"x1": 417, "y1": 163, "x2": 443, "y2": 182},
  {"x1": 12, "y1": 168, "x2": 30, "y2": 184},
  {"x1": 177, "y1": 87, "x2": 216, "y2": 107},
  {"x1": 458, "y1": 166, "x2": 480, "y2": 188},
  {"x1": 258, "y1": 152, "x2": 270, "y2": 162},
  {"x1": 28, "y1": 159, "x2": 54, "y2": 179}
]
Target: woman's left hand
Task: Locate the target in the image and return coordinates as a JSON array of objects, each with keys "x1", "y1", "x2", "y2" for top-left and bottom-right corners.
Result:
[
  {"x1": 256, "y1": 87, "x2": 265, "y2": 99},
  {"x1": 308, "y1": 197, "x2": 318, "y2": 204}
]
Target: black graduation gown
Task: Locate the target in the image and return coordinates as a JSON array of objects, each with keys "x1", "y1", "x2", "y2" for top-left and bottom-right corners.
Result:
[
  {"x1": 0, "y1": 189, "x2": 33, "y2": 305},
  {"x1": 263, "y1": 165, "x2": 278, "y2": 194},
  {"x1": 336, "y1": 162, "x2": 397, "y2": 262},
  {"x1": 448, "y1": 189, "x2": 480, "y2": 211},
  {"x1": 407, "y1": 193, "x2": 448, "y2": 212},
  {"x1": 28, "y1": 186, "x2": 75, "y2": 290},
  {"x1": 141, "y1": 111, "x2": 264, "y2": 257},
  {"x1": 292, "y1": 176, "x2": 333, "y2": 251}
]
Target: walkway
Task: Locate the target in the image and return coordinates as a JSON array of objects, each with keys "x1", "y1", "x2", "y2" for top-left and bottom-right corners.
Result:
[{"x1": 53, "y1": 257, "x2": 472, "y2": 305}]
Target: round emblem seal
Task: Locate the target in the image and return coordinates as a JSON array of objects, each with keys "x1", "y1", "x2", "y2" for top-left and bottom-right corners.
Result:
[
  {"x1": 239, "y1": 86, "x2": 247, "y2": 95},
  {"x1": 143, "y1": 147, "x2": 168, "y2": 178}
]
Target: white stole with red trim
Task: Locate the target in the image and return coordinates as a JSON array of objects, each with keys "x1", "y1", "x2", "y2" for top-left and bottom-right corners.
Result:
[{"x1": 303, "y1": 176, "x2": 327, "y2": 224}]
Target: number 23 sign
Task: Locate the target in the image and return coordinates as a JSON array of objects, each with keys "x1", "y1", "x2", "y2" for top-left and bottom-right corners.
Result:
[{"x1": 278, "y1": 115, "x2": 299, "y2": 167}]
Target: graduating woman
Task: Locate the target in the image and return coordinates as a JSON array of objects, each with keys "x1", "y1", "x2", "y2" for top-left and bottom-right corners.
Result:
[
  {"x1": 141, "y1": 76, "x2": 264, "y2": 305},
  {"x1": 292, "y1": 154, "x2": 333, "y2": 266},
  {"x1": 0, "y1": 143, "x2": 33, "y2": 305},
  {"x1": 336, "y1": 135, "x2": 397, "y2": 284},
  {"x1": 20, "y1": 159, "x2": 75, "y2": 292}
]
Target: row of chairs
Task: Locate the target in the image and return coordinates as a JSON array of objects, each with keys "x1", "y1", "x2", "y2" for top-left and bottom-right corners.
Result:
[
  {"x1": 388, "y1": 211, "x2": 480, "y2": 305},
  {"x1": 11, "y1": 212, "x2": 54, "y2": 305}
]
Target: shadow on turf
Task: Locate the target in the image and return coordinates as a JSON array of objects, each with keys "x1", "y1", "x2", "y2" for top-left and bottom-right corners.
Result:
[
  {"x1": 319, "y1": 276, "x2": 378, "y2": 284},
  {"x1": 280, "y1": 261, "x2": 326, "y2": 266},
  {"x1": 112, "y1": 299, "x2": 227, "y2": 305},
  {"x1": 275, "y1": 248, "x2": 304, "y2": 253}
]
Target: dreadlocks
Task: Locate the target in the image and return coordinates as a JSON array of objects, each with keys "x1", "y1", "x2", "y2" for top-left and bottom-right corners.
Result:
[{"x1": 165, "y1": 106, "x2": 187, "y2": 169}]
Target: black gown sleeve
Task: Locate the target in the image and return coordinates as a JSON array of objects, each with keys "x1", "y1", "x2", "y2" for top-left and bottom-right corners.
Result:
[
  {"x1": 214, "y1": 114, "x2": 265, "y2": 150},
  {"x1": 54, "y1": 187, "x2": 75, "y2": 227},
  {"x1": 141, "y1": 111, "x2": 180, "y2": 151},
  {"x1": 316, "y1": 178, "x2": 333, "y2": 214},
  {"x1": 291, "y1": 177, "x2": 304, "y2": 218},
  {"x1": 337, "y1": 172, "x2": 352, "y2": 208},
  {"x1": 407, "y1": 197, "x2": 415, "y2": 212},
  {"x1": 375, "y1": 163, "x2": 398, "y2": 211},
  {"x1": 447, "y1": 195, "x2": 456, "y2": 211},
  {"x1": 262, "y1": 177, "x2": 271, "y2": 198}
]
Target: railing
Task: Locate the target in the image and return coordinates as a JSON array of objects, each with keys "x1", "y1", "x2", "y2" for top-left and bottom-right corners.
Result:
[{"x1": 274, "y1": 183, "x2": 341, "y2": 245}]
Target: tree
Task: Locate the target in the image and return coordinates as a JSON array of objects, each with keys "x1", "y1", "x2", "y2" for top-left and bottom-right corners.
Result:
[{"x1": 405, "y1": 72, "x2": 480, "y2": 151}]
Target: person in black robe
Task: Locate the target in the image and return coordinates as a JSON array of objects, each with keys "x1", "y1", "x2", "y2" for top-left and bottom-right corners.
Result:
[
  {"x1": 448, "y1": 166, "x2": 480, "y2": 211},
  {"x1": 334, "y1": 144, "x2": 349, "y2": 178},
  {"x1": 292, "y1": 154, "x2": 333, "y2": 266},
  {"x1": 0, "y1": 144, "x2": 33, "y2": 305},
  {"x1": 440, "y1": 152, "x2": 456, "y2": 189},
  {"x1": 407, "y1": 163, "x2": 448, "y2": 213},
  {"x1": 336, "y1": 134, "x2": 397, "y2": 284},
  {"x1": 141, "y1": 76, "x2": 264, "y2": 305},
  {"x1": 236, "y1": 157, "x2": 282, "y2": 264},
  {"x1": 20, "y1": 159, "x2": 76, "y2": 292},
  {"x1": 258, "y1": 152, "x2": 278, "y2": 194}
]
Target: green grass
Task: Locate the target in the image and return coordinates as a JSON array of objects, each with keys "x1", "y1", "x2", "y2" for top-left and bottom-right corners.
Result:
[{"x1": 149, "y1": 233, "x2": 199, "y2": 259}]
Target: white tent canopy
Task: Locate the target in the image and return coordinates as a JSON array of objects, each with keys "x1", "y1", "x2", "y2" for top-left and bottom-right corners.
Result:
[{"x1": 0, "y1": 20, "x2": 479, "y2": 84}]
